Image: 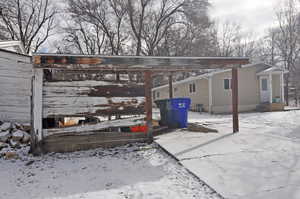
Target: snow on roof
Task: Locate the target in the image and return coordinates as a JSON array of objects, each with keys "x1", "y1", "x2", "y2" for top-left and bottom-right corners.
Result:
[
  {"x1": 0, "y1": 41, "x2": 26, "y2": 54},
  {"x1": 256, "y1": 66, "x2": 288, "y2": 75},
  {"x1": 152, "y1": 62, "x2": 274, "y2": 91}
]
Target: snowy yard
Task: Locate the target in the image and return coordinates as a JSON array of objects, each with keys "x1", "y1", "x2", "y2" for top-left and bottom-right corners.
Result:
[
  {"x1": 156, "y1": 110, "x2": 300, "y2": 199},
  {"x1": 0, "y1": 143, "x2": 220, "y2": 199}
]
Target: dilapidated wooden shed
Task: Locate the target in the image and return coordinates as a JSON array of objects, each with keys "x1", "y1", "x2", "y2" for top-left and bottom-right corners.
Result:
[{"x1": 31, "y1": 54, "x2": 249, "y2": 153}]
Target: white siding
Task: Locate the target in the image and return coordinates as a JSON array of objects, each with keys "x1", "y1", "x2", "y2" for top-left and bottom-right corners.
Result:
[
  {"x1": 211, "y1": 66, "x2": 260, "y2": 113},
  {"x1": 152, "y1": 78, "x2": 210, "y2": 111},
  {"x1": 0, "y1": 51, "x2": 32, "y2": 124}
]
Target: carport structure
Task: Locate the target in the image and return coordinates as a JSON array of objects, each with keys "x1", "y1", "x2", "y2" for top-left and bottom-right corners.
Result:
[{"x1": 31, "y1": 54, "x2": 249, "y2": 153}]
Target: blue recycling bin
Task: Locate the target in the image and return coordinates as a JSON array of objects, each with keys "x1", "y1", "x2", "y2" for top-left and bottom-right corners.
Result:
[
  {"x1": 168, "y1": 98, "x2": 191, "y2": 128},
  {"x1": 156, "y1": 98, "x2": 191, "y2": 128}
]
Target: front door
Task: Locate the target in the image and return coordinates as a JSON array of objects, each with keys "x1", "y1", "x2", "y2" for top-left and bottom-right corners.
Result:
[{"x1": 260, "y1": 77, "x2": 270, "y2": 103}]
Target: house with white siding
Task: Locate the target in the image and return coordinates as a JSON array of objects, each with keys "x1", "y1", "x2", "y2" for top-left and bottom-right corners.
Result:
[{"x1": 152, "y1": 63, "x2": 287, "y2": 114}]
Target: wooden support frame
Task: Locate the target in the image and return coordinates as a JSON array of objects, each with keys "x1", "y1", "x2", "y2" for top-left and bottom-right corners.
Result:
[
  {"x1": 144, "y1": 71, "x2": 153, "y2": 140},
  {"x1": 31, "y1": 54, "x2": 250, "y2": 146},
  {"x1": 232, "y1": 68, "x2": 239, "y2": 133}
]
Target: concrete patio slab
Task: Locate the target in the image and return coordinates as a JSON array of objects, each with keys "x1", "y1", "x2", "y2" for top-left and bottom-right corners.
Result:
[{"x1": 155, "y1": 111, "x2": 300, "y2": 199}]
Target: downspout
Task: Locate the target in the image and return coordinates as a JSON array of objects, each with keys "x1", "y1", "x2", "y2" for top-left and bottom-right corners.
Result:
[
  {"x1": 209, "y1": 76, "x2": 213, "y2": 114},
  {"x1": 281, "y1": 71, "x2": 285, "y2": 104}
]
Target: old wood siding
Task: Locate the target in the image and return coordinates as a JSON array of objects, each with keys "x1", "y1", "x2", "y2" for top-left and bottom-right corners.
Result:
[
  {"x1": 43, "y1": 80, "x2": 145, "y2": 118},
  {"x1": 41, "y1": 70, "x2": 146, "y2": 137},
  {"x1": 0, "y1": 51, "x2": 32, "y2": 124}
]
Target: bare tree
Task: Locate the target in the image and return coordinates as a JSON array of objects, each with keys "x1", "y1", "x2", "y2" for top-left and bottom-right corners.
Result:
[
  {"x1": 216, "y1": 21, "x2": 241, "y2": 56},
  {"x1": 256, "y1": 29, "x2": 280, "y2": 65},
  {"x1": 155, "y1": 0, "x2": 216, "y2": 57},
  {"x1": 62, "y1": 0, "x2": 127, "y2": 55},
  {"x1": 215, "y1": 21, "x2": 258, "y2": 60},
  {"x1": 126, "y1": 0, "x2": 150, "y2": 56},
  {"x1": 0, "y1": 0, "x2": 57, "y2": 53},
  {"x1": 275, "y1": 0, "x2": 300, "y2": 105},
  {"x1": 126, "y1": 0, "x2": 186, "y2": 56}
]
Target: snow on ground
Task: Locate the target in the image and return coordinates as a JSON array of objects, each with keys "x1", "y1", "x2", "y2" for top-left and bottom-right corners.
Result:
[
  {"x1": 156, "y1": 110, "x2": 300, "y2": 199},
  {"x1": 0, "y1": 143, "x2": 221, "y2": 199}
]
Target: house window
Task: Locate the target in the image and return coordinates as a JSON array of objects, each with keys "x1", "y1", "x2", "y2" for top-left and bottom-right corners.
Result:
[
  {"x1": 153, "y1": 91, "x2": 156, "y2": 100},
  {"x1": 156, "y1": 91, "x2": 160, "y2": 98},
  {"x1": 189, "y1": 83, "x2": 196, "y2": 93},
  {"x1": 224, "y1": 79, "x2": 232, "y2": 90},
  {"x1": 261, "y1": 79, "x2": 268, "y2": 91},
  {"x1": 174, "y1": 87, "x2": 178, "y2": 92}
]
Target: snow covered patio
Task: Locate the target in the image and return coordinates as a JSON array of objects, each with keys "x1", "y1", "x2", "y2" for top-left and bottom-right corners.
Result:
[{"x1": 156, "y1": 110, "x2": 300, "y2": 199}]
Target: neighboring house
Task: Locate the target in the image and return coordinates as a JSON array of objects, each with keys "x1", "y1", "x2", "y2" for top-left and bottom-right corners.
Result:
[
  {"x1": 0, "y1": 41, "x2": 32, "y2": 124},
  {"x1": 152, "y1": 63, "x2": 287, "y2": 114}
]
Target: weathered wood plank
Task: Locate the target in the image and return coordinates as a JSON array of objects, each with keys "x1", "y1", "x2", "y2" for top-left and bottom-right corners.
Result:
[
  {"x1": 0, "y1": 96, "x2": 31, "y2": 106},
  {"x1": 33, "y1": 69, "x2": 44, "y2": 141},
  {"x1": 45, "y1": 132, "x2": 147, "y2": 142},
  {"x1": 0, "y1": 89, "x2": 32, "y2": 96},
  {"x1": 0, "y1": 58, "x2": 32, "y2": 71},
  {"x1": 33, "y1": 54, "x2": 250, "y2": 70},
  {"x1": 44, "y1": 80, "x2": 126, "y2": 87},
  {"x1": 43, "y1": 105, "x2": 145, "y2": 118},
  {"x1": 0, "y1": 76, "x2": 32, "y2": 89},
  {"x1": 43, "y1": 97, "x2": 145, "y2": 108},
  {"x1": 42, "y1": 132, "x2": 148, "y2": 153},
  {"x1": 43, "y1": 84, "x2": 145, "y2": 97},
  {"x1": 0, "y1": 52, "x2": 31, "y2": 64},
  {"x1": 43, "y1": 117, "x2": 145, "y2": 136},
  {"x1": 0, "y1": 70, "x2": 33, "y2": 78},
  {"x1": 0, "y1": 112, "x2": 31, "y2": 124},
  {"x1": 89, "y1": 85, "x2": 145, "y2": 97},
  {"x1": 0, "y1": 106, "x2": 30, "y2": 114}
]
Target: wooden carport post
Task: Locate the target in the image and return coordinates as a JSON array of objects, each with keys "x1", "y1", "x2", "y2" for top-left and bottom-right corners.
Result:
[
  {"x1": 169, "y1": 73, "x2": 173, "y2": 98},
  {"x1": 232, "y1": 67, "x2": 239, "y2": 133},
  {"x1": 145, "y1": 71, "x2": 153, "y2": 141}
]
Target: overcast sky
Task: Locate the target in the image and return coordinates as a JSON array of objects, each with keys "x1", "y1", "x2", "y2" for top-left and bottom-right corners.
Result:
[{"x1": 209, "y1": 0, "x2": 282, "y2": 36}]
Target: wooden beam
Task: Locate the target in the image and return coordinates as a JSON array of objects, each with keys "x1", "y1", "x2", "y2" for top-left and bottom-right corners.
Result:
[
  {"x1": 269, "y1": 73, "x2": 273, "y2": 104},
  {"x1": 32, "y1": 69, "x2": 44, "y2": 141},
  {"x1": 144, "y1": 71, "x2": 153, "y2": 140},
  {"x1": 33, "y1": 54, "x2": 250, "y2": 70},
  {"x1": 169, "y1": 73, "x2": 173, "y2": 98},
  {"x1": 232, "y1": 68, "x2": 239, "y2": 133}
]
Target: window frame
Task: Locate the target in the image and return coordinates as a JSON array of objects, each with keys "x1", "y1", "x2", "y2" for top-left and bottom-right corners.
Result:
[
  {"x1": 156, "y1": 91, "x2": 160, "y2": 98},
  {"x1": 261, "y1": 78, "x2": 268, "y2": 91},
  {"x1": 224, "y1": 78, "x2": 232, "y2": 90},
  {"x1": 189, "y1": 82, "x2": 196, "y2": 94}
]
